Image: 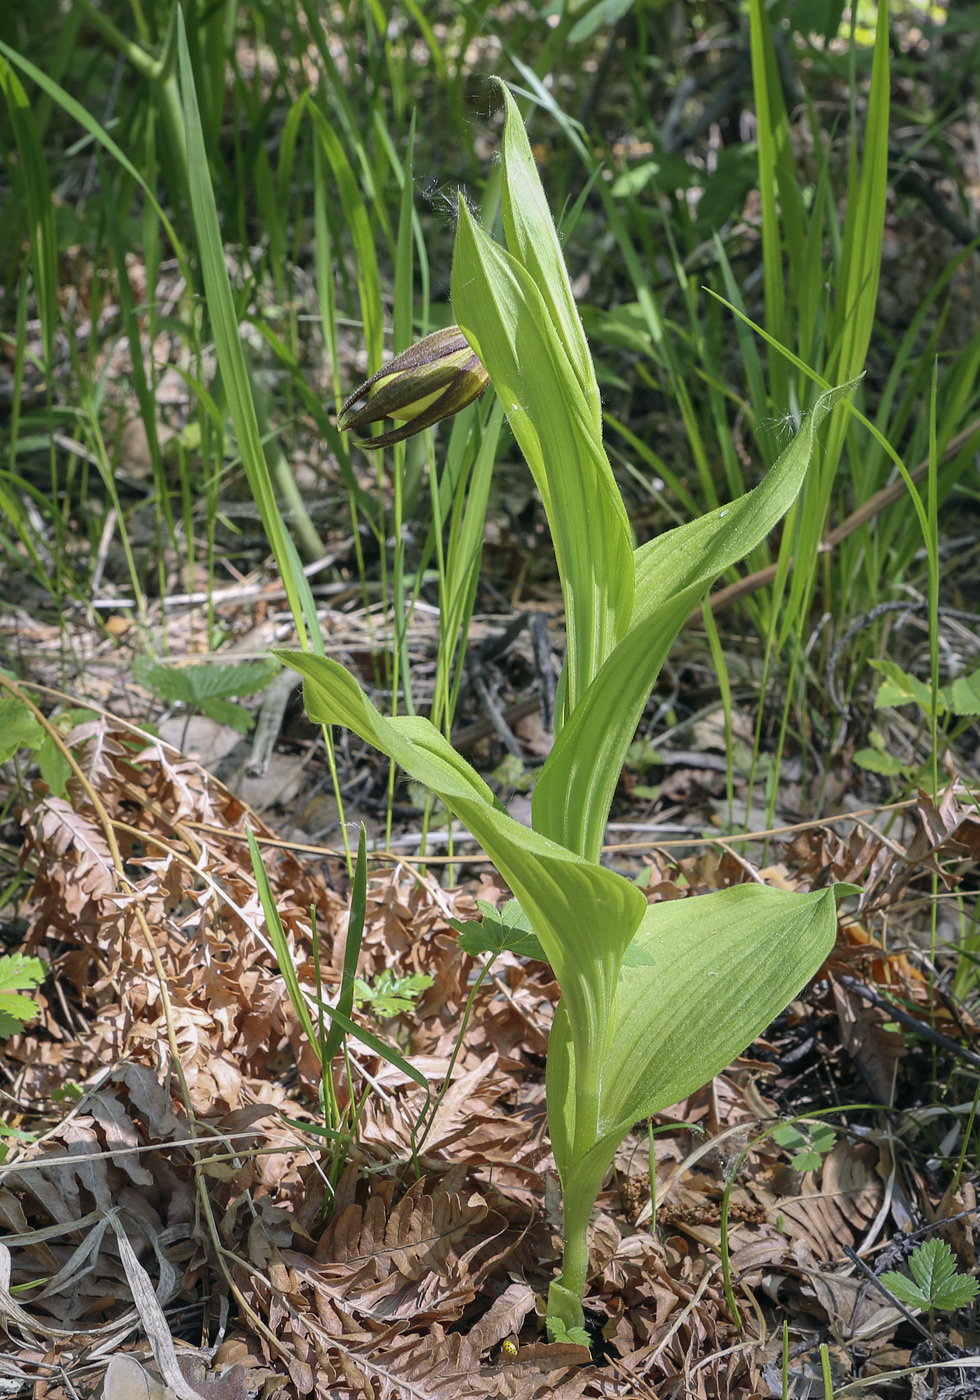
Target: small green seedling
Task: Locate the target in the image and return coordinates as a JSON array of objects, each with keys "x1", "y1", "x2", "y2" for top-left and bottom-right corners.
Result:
[
  {"x1": 0, "y1": 952, "x2": 44, "y2": 1040},
  {"x1": 450, "y1": 898, "x2": 546, "y2": 963},
  {"x1": 855, "y1": 658, "x2": 980, "y2": 779},
  {"x1": 545, "y1": 1316, "x2": 590, "y2": 1348},
  {"x1": 0, "y1": 695, "x2": 98, "y2": 798},
  {"x1": 869, "y1": 659, "x2": 980, "y2": 720},
  {"x1": 0, "y1": 697, "x2": 45, "y2": 765},
  {"x1": 133, "y1": 656, "x2": 280, "y2": 736},
  {"x1": 882, "y1": 1238, "x2": 978, "y2": 1396},
  {"x1": 881, "y1": 1237, "x2": 978, "y2": 1316},
  {"x1": 353, "y1": 969, "x2": 433, "y2": 1018},
  {"x1": 0, "y1": 953, "x2": 44, "y2": 1165},
  {"x1": 772, "y1": 1122, "x2": 837, "y2": 1173},
  {"x1": 51, "y1": 1080, "x2": 85, "y2": 1105},
  {"x1": 492, "y1": 754, "x2": 534, "y2": 792}
]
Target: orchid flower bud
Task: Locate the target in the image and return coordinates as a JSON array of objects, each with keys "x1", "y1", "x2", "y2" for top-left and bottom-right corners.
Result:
[{"x1": 338, "y1": 326, "x2": 490, "y2": 449}]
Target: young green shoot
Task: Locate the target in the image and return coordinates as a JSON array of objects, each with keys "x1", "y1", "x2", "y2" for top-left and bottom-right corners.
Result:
[{"x1": 882, "y1": 1238, "x2": 979, "y2": 1399}]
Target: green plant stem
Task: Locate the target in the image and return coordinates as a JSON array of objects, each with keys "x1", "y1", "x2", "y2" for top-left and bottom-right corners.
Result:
[
  {"x1": 549, "y1": 1064, "x2": 608, "y2": 1332},
  {"x1": 781, "y1": 1320, "x2": 790, "y2": 1399},
  {"x1": 648, "y1": 1124, "x2": 657, "y2": 1234},
  {"x1": 310, "y1": 907, "x2": 339, "y2": 1130},
  {"x1": 548, "y1": 1198, "x2": 593, "y2": 1327},
  {"x1": 819, "y1": 1343, "x2": 835, "y2": 1399},
  {"x1": 720, "y1": 1157, "x2": 740, "y2": 1332},
  {"x1": 73, "y1": 0, "x2": 190, "y2": 197},
  {"x1": 248, "y1": 360, "x2": 324, "y2": 563},
  {"x1": 73, "y1": 0, "x2": 159, "y2": 78},
  {"x1": 952, "y1": 1075, "x2": 980, "y2": 1194},
  {"x1": 415, "y1": 956, "x2": 494, "y2": 1156}
]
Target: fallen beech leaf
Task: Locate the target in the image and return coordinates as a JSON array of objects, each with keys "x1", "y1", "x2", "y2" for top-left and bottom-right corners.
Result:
[
  {"x1": 830, "y1": 975, "x2": 907, "y2": 1102},
  {"x1": 176, "y1": 1355, "x2": 254, "y2": 1400},
  {"x1": 480, "y1": 1339, "x2": 592, "y2": 1381},
  {"x1": 102, "y1": 1355, "x2": 169, "y2": 1400},
  {"x1": 469, "y1": 1281, "x2": 536, "y2": 1353},
  {"x1": 932, "y1": 1177, "x2": 977, "y2": 1270}
]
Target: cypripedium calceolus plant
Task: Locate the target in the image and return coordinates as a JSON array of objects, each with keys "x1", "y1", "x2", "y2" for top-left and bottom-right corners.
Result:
[{"x1": 280, "y1": 86, "x2": 856, "y2": 1341}]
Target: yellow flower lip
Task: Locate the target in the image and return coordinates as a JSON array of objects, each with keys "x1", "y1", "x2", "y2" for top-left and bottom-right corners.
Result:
[{"x1": 338, "y1": 326, "x2": 490, "y2": 449}]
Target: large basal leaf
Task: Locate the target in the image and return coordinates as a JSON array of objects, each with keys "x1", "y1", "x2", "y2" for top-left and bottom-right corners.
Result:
[
  {"x1": 276, "y1": 651, "x2": 646, "y2": 1078},
  {"x1": 546, "y1": 882, "x2": 839, "y2": 1190},
  {"x1": 533, "y1": 380, "x2": 858, "y2": 859}
]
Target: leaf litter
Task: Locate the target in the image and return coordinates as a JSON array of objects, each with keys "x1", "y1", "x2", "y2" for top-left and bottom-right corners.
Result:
[{"x1": 3, "y1": 713, "x2": 980, "y2": 1396}]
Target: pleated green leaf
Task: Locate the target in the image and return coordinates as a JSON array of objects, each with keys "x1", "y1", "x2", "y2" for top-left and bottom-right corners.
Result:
[
  {"x1": 276, "y1": 649, "x2": 646, "y2": 1082},
  {"x1": 452, "y1": 199, "x2": 634, "y2": 731},
  {"x1": 496, "y1": 84, "x2": 601, "y2": 433},
  {"x1": 532, "y1": 380, "x2": 857, "y2": 861},
  {"x1": 549, "y1": 882, "x2": 838, "y2": 1186}
]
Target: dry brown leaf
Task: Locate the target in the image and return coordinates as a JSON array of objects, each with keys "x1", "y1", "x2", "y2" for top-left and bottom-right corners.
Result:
[
  {"x1": 467, "y1": 1281, "x2": 536, "y2": 1352},
  {"x1": 820, "y1": 1139, "x2": 885, "y2": 1233},
  {"x1": 102, "y1": 1355, "x2": 171, "y2": 1400},
  {"x1": 792, "y1": 1240, "x2": 904, "y2": 1342},
  {"x1": 830, "y1": 976, "x2": 907, "y2": 1102},
  {"x1": 479, "y1": 1342, "x2": 594, "y2": 1398},
  {"x1": 931, "y1": 1176, "x2": 977, "y2": 1270},
  {"x1": 328, "y1": 1327, "x2": 595, "y2": 1400},
  {"x1": 905, "y1": 785, "x2": 979, "y2": 868},
  {"x1": 311, "y1": 1169, "x2": 491, "y2": 1319},
  {"x1": 175, "y1": 1355, "x2": 258, "y2": 1400}
]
